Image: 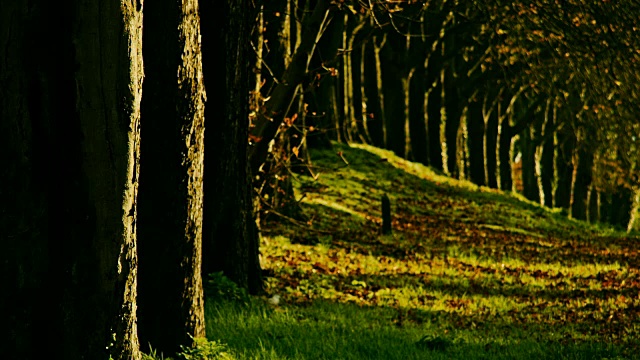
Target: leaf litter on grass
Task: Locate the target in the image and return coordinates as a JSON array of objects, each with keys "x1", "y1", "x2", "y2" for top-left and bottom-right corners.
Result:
[{"x1": 260, "y1": 142, "x2": 640, "y2": 355}]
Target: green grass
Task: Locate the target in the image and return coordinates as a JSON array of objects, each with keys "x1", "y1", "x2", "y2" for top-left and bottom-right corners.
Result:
[{"x1": 205, "y1": 142, "x2": 640, "y2": 359}]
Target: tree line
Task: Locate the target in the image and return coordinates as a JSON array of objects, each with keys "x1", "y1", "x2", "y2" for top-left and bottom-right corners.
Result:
[{"x1": 250, "y1": 0, "x2": 640, "y2": 231}]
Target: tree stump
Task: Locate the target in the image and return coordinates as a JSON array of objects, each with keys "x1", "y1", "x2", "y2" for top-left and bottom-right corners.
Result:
[{"x1": 382, "y1": 193, "x2": 392, "y2": 235}]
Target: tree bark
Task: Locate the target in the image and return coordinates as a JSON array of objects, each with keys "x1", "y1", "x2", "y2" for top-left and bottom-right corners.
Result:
[
  {"x1": 201, "y1": 0, "x2": 263, "y2": 294},
  {"x1": 137, "y1": 0, "x2": 206, "y2": 355},
  {"x1": 1, "y1": 1, "x2": 143, "y2": 359}
]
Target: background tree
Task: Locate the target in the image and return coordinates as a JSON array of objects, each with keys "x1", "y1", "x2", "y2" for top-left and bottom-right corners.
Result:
[
  {"x1": 136, "y1": 0, "x2": 206, "y2": 355},
  {"x1": 200, "y1": 0, "x2": 263, "y2": 294},
  {"x1": 1, "y1": 1, "x2": 143, "y2": 359}
]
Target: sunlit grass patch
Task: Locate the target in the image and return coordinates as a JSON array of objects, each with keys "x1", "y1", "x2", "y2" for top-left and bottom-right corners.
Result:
[{"x1": 241, "y1": 142, "x2": 640, "y2": 358}]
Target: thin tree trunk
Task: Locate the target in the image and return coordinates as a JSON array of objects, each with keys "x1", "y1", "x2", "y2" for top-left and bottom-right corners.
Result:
[
  {"x1": 498, "y1": 111, "x2": 513, "y2": 191},
  {"x1": 554, "y1": 127, "x2": 575, "y2": 209},
  {"x1": 466, "y1": 92, "x2": 486, "y2": 186},
  {"x1": 485, "y1": 94, "x2": 499, "y2": 188},
  {"x1": 587, "y1": 185, "x2": 600, "y2": 223},
  {"x1": 137, "y1": 0, "x2": 206, "y2": 355},
  {"x1": 1, "y1": 1, "x2": 143, "y2": 359},
  {"x1": 427, "y1": 77, "x2": 444, "y2": 171},
  {"x1": 442, "y1": 63, "x2": 462, "y2": 178},
  {"x1": 538, "y1": 100, "x2": 555, "y2": 207},
  {"x1": 521, "y1": 124, "x2": 540, "y2": 202}
]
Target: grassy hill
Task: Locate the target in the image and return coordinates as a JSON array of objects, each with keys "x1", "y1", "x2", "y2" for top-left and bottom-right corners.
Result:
[{"x1": 205, "y1": 142, "x2": 640, "y2": 360}]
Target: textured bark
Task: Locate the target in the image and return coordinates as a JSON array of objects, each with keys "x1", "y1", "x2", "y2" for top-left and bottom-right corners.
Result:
[
  {"x1": 137, "y1": 0, "x2": 206, "y2": 355},
  {"x1": 201, "y1": 0, "x2": 263, "y2": 295},
  {"x1": 1, "y1": 1, "x2": 143, "y2": 359}
]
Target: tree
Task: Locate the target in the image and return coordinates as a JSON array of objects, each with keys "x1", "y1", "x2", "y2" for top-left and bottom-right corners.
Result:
[
  {"x1": 200, "y1": 0, "x2": 263, "y2": 294},
  {"x1": 136, "y1": 0, "x2": 206, "y2": 355},
  {"x1": 1, "y1": 1, "x2": 143, "y2": 359}
]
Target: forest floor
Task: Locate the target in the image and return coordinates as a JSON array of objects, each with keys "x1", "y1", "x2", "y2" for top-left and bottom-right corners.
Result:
[{"x1": 205, "y1": 142, "x2": 640, "y2": 360}]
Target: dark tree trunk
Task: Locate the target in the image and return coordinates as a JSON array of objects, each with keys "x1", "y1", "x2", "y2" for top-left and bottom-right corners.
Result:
[
  {"x1": 611, "y1": 187, "x2": 633, "y2": 229},
  {"x1": 409, "y1": 67, "x2": 429, "y2": 165},
  {"x1": 307, "y1": 11, "x2": 343, "y2": 147},
  {"x1": 570, "y1": 143, "x2": 594, "y2": 220},
  {"x1": 485, "y1": 99, "x2": 499, "y2": 188},
  {"x1": 538, "y1": 102, "x2": 555, "y2": 207},
  {"x1": 426, "y1": 78, "x2": 443, "y2": 171},
  {"x1": 443, "y1": 65, "x2": 462, "y2": 178},
  {"x1": 201, "y1": 0, "x2": 263, "y2": 294},
  {"x1": 137, "y1": 0, "x2": 206, "y2": 355},
  {"x1": 587, "y1": 185, "x2": 600, "y2": 223},
  {"x1": 498, "y1": 114, "x2": 513, "y2": 191},
  {"x1": 1, "y1": 1, "x2": 143, "y2": 359},
  {"x1": 466, "y1": 93, "x2": 486, "y2": 186},
  {"x1": 380, "y1": 31, "x2": 407, "y2": 157},
  {"x1": 362, "y1": 34, "x2": 387, "y2": 148},
  {"x1": 599, "y1": 192, "x2": 612, "y2": 224},
  {"x1": 521, "y1": 125, "x2": 540, "y2": 202},
  {"x1": 553, "y1": 127, "x2": 575, "y2": 209}
]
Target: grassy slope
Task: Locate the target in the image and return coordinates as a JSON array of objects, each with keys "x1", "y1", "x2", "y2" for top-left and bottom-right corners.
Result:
[{"x1": 207, "y1": 142, "x2": 640, "y2": 360}]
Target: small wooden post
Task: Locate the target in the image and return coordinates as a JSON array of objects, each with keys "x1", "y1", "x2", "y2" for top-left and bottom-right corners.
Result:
[{"x1": 382, "y1": 193, "x2": 392, "y2": 235}]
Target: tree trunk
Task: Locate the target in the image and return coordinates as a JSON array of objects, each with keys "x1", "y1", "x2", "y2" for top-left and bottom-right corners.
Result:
[
  {"x1": 200, "y1": 0, "x2": 264, "y2": 294},
  {"x1": 611, "y1": 187, "x2": 633, "y2": 229},
  {"x1": 570, "y1": 142, "x2": 594, "y2": 220},
  {"x1": 442, "y1": 64, "x2": 462, "y2": 178},
  {"x1": 485, "y1": 96, "x2": 499, "y2": 188},
  {"x1": 498, "y1": 112, "x2": 513, "y2": 191},
  {"x1": 307, "y1": 9, "x2": 343, "y2": 147},
  {"x1": 587, "y1": 185, "x2": 600, "y2": 223},
  {"x1": 521, "y1": 125, "x2": 540, "y2": 202},
  {"x1": 1, "y1": 1, "x2": 143, "y2": 359},
  {"x1": 466, "y1": 92, "x2": 486, "y2": 186},
  {"x1": 553, "y1": 127, "x2": 575, "y2": 209},
  {"x1": 380, "y1": 31, "x2": 407, "y2": 157},
  {"x1": 137, "y1": 0, "x2": 206, "y2": 355},
  {"x1": 426, "y1": 77, "x2": 444, "y2": 171},
  {"x1": 538, "y1": 101, "x2": 555, "y2": 207}
]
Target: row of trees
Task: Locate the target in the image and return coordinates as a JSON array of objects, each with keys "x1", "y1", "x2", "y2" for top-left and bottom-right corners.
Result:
[
  {"x1": 1, "y1": 0, "x2": 260, "y2": 358},
  {"x1": 249, "y1": 0, "x2": 640, "y2": 231}
]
